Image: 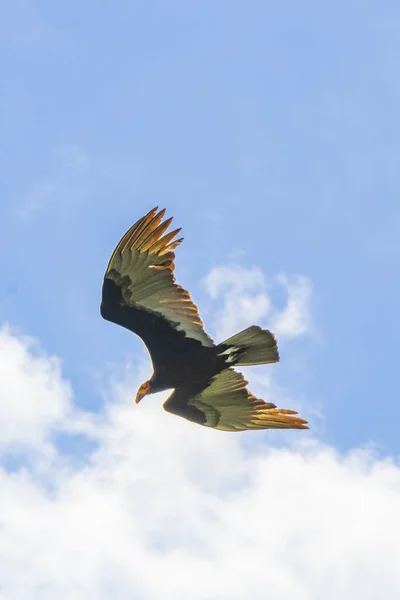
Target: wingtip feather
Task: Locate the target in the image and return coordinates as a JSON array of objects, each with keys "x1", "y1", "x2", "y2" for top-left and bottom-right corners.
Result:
[{"x1": 106, "y1": 207, "x2": 183, "y2": 274}]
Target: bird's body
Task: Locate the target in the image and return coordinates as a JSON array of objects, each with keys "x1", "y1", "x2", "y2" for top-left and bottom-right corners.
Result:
[
  {"x1": 101, "y1": 207, "x2": 308, "y2": 432},
  {"x1": 101, "y1": 276, "x2": 228, "y2": 391}
]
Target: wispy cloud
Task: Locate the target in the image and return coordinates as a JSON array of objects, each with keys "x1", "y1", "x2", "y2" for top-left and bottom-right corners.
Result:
[
  {"x1": 15, "y1": 144, "x2": 90, "y2": 218},
  {"x1": 16, "y1": 180, "x2": 60, "y2": 219},
  {"x1": 203, "y1": 265, "x2": 312, "y2": 341},
  {"x1": 54, "y1": 144, "x2": 91, "y2": 174},
  {"x1": 270, "y1": 273, "x2": 313, "y2": 338}
]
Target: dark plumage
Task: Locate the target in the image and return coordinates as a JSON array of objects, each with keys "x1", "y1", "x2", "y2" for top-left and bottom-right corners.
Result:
[{"x1": 101, "y1": 207, "x2": 308, "y2": 432}]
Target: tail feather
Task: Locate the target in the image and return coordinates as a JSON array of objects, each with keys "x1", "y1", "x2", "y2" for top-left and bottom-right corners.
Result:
[{"x1": 219, "y1": 326, "x2": 279, "y2": 366}]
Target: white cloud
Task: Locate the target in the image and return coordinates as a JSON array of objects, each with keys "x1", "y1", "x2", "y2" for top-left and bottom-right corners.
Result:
[
  {"x1": 0, "y1": 325, "x2": 72, "y2": 454},
  {"x1": 203, "y1": 265, "x2": 312, "y2": 341},
  {"x1": 270, "y1": 274, "x2": 313, "y2": 338},
  {"x1": 204, "y1": 265, "x2": 266, "y2": 300},
  {"x1": 203, "y1": 265, "x2": 272, "y2": 341},
  {"x1": 0, "y1": 323, "x2": 400, "y2": 599}
]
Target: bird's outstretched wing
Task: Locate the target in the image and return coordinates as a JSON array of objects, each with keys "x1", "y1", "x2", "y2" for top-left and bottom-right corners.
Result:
[
  {"x1": 101, "y1": 207, "x2": 213, "y2": 369},
  {"x1": 164, "y1": 368, "x2": 308, "y2": 431}
]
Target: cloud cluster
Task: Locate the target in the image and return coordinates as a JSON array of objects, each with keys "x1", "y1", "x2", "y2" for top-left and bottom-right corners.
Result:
[
  {"x1": 203, "y1": 266, "x2": 313, "y2": 341},
  {"x1": 0, "y1": 267, "x2": 398, "y2": 599},
  {"x1": 0, "y1": 326, "x2": 72, "y2": 454}
]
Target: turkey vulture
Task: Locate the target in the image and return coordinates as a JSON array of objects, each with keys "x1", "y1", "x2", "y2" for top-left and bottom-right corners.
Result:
[{"x1": 101, "y1": 207, "x2": 308, "y2": 432}]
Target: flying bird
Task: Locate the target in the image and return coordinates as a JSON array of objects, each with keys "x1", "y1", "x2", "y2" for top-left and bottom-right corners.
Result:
[{"x1": 101, "y1": 207, "x2": 308, "y2": 432}]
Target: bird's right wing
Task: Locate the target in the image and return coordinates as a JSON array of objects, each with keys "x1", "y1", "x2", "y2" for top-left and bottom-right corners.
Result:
[
  {"x1": 101, "y1": 207, "x2": 214, "y2": 368},
  {"x1": 164, "y1": 368, "x2": 309, "y2": 431}
]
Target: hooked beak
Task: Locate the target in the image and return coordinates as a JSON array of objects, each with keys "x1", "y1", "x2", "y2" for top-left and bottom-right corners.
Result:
[
  {"x1": 135, "y1": 391, "x2": 144, "y2": 404},
  {"x1": 135, "y1": 382, "x2": 150, "y2": 404}
]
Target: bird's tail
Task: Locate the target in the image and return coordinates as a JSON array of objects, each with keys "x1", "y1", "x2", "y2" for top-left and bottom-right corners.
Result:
[{"x1": 218, "y1": 325, "x2": 279, "y2": 366}]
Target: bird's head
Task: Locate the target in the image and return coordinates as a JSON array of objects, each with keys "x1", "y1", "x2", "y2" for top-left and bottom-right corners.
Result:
[{"x1": 135, "y1": 380, "x2": 152, "y2": 404}]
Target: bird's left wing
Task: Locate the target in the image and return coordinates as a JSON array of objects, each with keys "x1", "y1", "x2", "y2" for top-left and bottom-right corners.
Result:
[
  {"x1": 101, "y1": 207, "x2": 214, "y2": 350},
  {"x1": 163, "y1": 368, "x2": 308, "y2": 431}
]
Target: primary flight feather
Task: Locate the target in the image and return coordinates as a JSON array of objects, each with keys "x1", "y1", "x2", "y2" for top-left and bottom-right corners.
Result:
[{"x1": 101, "y1": 207, "x2": 308, "y2": 432}]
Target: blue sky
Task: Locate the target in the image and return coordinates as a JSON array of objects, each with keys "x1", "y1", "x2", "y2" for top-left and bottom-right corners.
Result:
[
  {"x1": 1, "y1": 2, "x2": 400, "y2": 597},
  {"x1": 2, "y1": 0, "x2": 399, "y2": 452}
]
